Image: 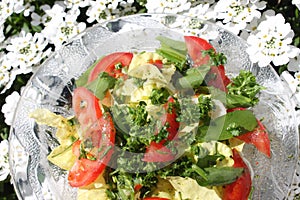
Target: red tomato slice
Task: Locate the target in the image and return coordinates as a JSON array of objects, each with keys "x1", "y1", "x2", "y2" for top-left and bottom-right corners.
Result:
[
  {"x1": 227, "y1": 107, "x2": 271, "y2": 158},
  {"x1": 72, "y1": 87, "x2": 102, "y2": 127},
  {"x1": 88, "y1": 52, "x2": 133, "y2": 83},
  {"x1": 143, "y1": 141, "x2": 175, "y2": 163},
  {"x1": 68, "y1": 158, "x2": 105, "y2": 187},
  {"x1": 68, "y1": 112, "x2": 116, "y2": 187},
  {"x1": 160, "y1": 97, "x2": 179, "y2": 142},
  {"x1": 143, "y1": 198, "x2": 170, "y2": 200},
  {"x1": 184, "y1": 36, "x2": 214, "y2": 67},
  {"x1": 223, "y1": 149, "x2": 252, "y2": 200},
  {"x1": 237, "y1": 120, "x2": 271, "y2": 158},
  {"x1": 205, "y1": 65, "x2": 231, "y2": 92}
]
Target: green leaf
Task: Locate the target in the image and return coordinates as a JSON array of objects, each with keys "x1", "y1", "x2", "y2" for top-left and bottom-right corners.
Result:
[
  {"x1": 198, "y1": 110, "x2": 258, "y2": 141},
  {"x1": 178, "y1": 65, "x2": 211, "y2": 89},
  {"x1": 75, "y1": 57, "x2": 103, "y2": 87},
  {"x1": 85, "y1": 72, "x2": 116, "y2": 100},
  {"x1": 200, "y1": 167, "x2": 243, "y2": 186}
]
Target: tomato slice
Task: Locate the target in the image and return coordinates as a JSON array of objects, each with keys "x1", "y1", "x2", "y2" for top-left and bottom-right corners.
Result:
[
  {"x1": 88, "y1": 52, "x2": 133, "y2": 83},
  {"x1": 143, "y1": 197, "x2": 170, "y2": 200},
  {"x1": 72, "y1": 87, "x2": 102, "y2": 127},
  {"x1": 237, "y1": 120, "x2": 271, "y2": 158},
  {"x1": 205, "y1": 65, "x2": 231, "y2": 92},
  {"x1": 160, "y1": 97, "x2": 179, "y2": 142},
  {"x1": 227, "y1": 107, "x2": 271, "y2": 157},
  {"x1": 143, "y1": 141, "x2": 175, "y2": 163},
  {"x1": 68, "y1": 113, "x2": 115, "y2": 187},
  {"x1": 184, "y1": 36, "x2": 214, "y2": 67},
  {"x1": 223, "y1": 149, "x2": 252, "y2": 200}
]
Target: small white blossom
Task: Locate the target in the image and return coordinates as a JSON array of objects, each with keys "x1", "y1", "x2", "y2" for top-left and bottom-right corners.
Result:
[
  {"x1": 1, "y1": 91, "x2": 21, "y2": 125},
  {"x1": 0, "y1": 0, "x2": 14, "y2": 25},
  {"x1": 145, "y1": 0, "x2": 191, "y2": 14},
  {"x1": 292, "y1": 0, "x2": 300, "y2": 10},
  {"x1": 214, "y1": 0, "x2": 266, "y2": 34},
  {"x1": 246, "y1": 14, "x2": 300, "y2": 67},
  {"x1": 86, "y1": 0, "x2": 123, "y2": 23},
  {"x1": 64, "y1": 0, "x2": 91, "y2": 9},
  {"x1": 5, "y1": 31, "x2": 51, "y2": 72},
  {"x1": 288, "y1": 55, "x2": 300, "y2": 72},
  {"x1": 41, "y1": 7, "x2": 86, "y2": 49},
  {"x1": 184, "y1": 3, "x2": 216, "y2": 21},
  {"x1": 281, "y1": 71, "x2": 299, "y2": 94},
  {"x1": 0, "y1": 140, "x2": 10, "y2": 181}
]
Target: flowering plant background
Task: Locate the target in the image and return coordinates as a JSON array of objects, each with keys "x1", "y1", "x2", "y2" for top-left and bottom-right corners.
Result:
[{"x1": 0, "y1": 0, "x2": 299, "y2": 199}]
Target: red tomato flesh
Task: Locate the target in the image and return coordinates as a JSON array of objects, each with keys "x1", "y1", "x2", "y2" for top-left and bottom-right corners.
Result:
[
  {"x1": 205, "y1": 65, "x2": 231, "y2": 92},
  {"x1": 223, "y1": 149, "x2": 252, "y2": 200},
  {"x1": 68, "y1": 113, "x2": 115, "y2": 187},
  {"x1": 227, "y1": 107, "x2": 271, "y2": 158},
  {"x1": 184, "y1": 36, "x2": 214, "y2": 67},
  {"x1": 72, "y1": 87, "x2": 102, "y2": 128},
  {"x1": 88, "y1": 52, "x2": 133, "y2": 83},
  {"x1": 237, "y1": 120, "x2": 271, "y2": 158},
  {"x1": 143, "y1": 141, "x2": 175, "y2": 163}
]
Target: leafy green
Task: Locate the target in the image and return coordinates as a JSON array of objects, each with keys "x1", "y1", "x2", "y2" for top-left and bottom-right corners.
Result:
[
  {"x1": 197, "y1": 110, "x2": 258, "y2": 141},
  {"x1": 226, "y1": 70, "x2": 265, "y2": 108},
  {"x1": 85, "y1": 72, "x2": 116, "y2": 100},
  {"x1": 155, "y1": 36, "x2": 188, "y2": 72},
  {"x1": 177, "y1": 65, "x2": 211, "y2": 89},
  {"x1": 75, "y1": 57, "x2": 102, "y2": 87},
  {"x1": 202, "y1": 49, "x2": 227, "y2": 66},
  {"x1": 149, "y1": 87, "x2": 170, "y2": 105},
  {"x1": 128, "y1": 101, "x2": 149, "y2": 126}
]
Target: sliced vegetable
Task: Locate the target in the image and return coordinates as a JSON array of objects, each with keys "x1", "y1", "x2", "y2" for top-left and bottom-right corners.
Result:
[
  {"x1": 143, "y1": 141, "x2": 175, "y2": 163},
  {"x1": 72, "y1": 87, "x2": 102, "y2": 127},
  {"x1": 237, "y1": 120, "x2": 271, "y2": 158},
  {"x1": 88, "y1": 52, "x2": 133, "y2": 82},
  {"x1": 184, "y1": 35, "x2": 214, "y2": 67},
  {"x1": 223, "y1": 149, "x2": 252, "y2": 200}
]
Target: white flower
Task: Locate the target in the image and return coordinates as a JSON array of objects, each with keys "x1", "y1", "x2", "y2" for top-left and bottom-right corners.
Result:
[
  {"x1": 292, "y1": 0, "x2": 300, "y2": 10},
  {"x1": 5, "y1": 31, "x2": 51, "y2": 72},
  {"x1": 214, "y1": 0, "x2": 266, "y2": 34},
  {"x1": 64, "y1": 0, "x2": 91, "y2": 9},
  {"x1": 246, "y1": 14, "x2": 300, "y2": 67},
  {"x1": 41, "y1": 7, "x2": 86, "y2": 49},
  {"x1": 86, "y1": 0, "x2": 122, "y2": 23},
  {"x1": 145, "y1": 0, "x2": 191, "y2": 14},
  {"x1": 184, "y1": 3, "x2": 216, "y2": 21},
  {"x1": 0, "y1": 0, "x2": 14, "y2": 25},
  {"x1": 280, "y1": 71, "x2": 299, "y2": 94},
  {"x1": 1, "y1": 91, "x2": 21, "y2": 125},
  {"x1": 288, "y1": 54, "x2": 300, "y2": 72},
  {"x1": 0, "y1": 140, "x2": 10, "y2": 181}
]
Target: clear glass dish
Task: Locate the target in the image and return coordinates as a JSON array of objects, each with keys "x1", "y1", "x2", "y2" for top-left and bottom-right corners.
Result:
[{"x1": 9, "y1": 14, "x2": 299, "y2": 200}]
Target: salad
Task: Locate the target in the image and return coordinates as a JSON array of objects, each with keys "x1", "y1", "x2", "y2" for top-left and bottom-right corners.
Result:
[{"x1": 30, "y1": 35, "x2": 271, "y2": 200}]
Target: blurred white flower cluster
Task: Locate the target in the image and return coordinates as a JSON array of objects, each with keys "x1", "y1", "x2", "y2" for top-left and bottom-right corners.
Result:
[{"x1": 0, "y1": 0, "x2": 300, "y2": 184}]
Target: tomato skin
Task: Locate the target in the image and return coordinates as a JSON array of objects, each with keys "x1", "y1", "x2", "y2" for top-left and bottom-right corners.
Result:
[
  {"x1": 70, "y1": 89, "x2": 116, "y2": 188},
  {"x1": 143, "y1": 198, "x2": 170, "y2": 200},
  {"x1": 72, "y1": 87, "x2": 102, "y2": 127},
  {"x1": 68, "y1": 113, "x2": 115, "y2": 187},
  {"x1": 223, "y1": 149, "x2": 252, "y2": 200},
  {"x1": 143, "y1": 141, "x2": 175, "y2": 163},
  {"x1": 237, "y1": 120, "x2": 271, "y2": 158},
  {"x1": 68, "y1": 158, "x2": 105, "y2": 187},
  {"x1": 184, "y1": 36, "x2": 231, "y2": 92},
  {"x1": 161, "y1": 97, "x2": 179, "y2": 141},
  {"x1": 184, "y1": 36, "x2": 214, "y2": 67},
  {"x1": 227, "y1": 107, "x2": 271, "y2": 158},
  {"x1": 88, "y1": 52, "x2": 133, "y2": 82}
]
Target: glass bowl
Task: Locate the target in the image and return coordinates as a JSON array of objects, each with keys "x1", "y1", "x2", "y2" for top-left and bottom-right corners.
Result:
[{"x1": 9, "y1": 14, "x2": 299, "y2": 200}]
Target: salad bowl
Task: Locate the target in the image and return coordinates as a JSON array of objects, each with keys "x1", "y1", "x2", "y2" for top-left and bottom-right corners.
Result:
[{"x1": 8, "y1": 14, "x2": 299, "y2": 200}]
